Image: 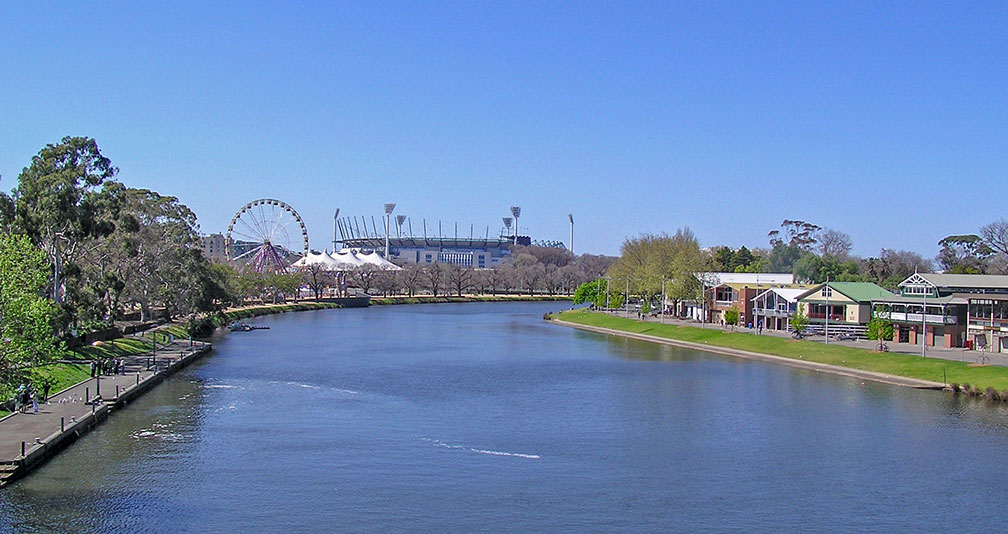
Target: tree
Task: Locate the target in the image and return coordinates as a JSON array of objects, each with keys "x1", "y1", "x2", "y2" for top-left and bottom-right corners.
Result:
[
  {"x1": 300, "y1": 263, "x2": 334, "y2": 300},
  {"x1": 3, "y1": 137, "x2": 117, "y2": 304},
  {"x1": 768, "y1": 219, "x2": 821, "y2": 250},
  {"x1": 980, "y1": 219, "x2": 1008, "y2": 274},
  {"x1": 866, "y1": 306, "x2": 894, "y2": 351},
  {"x1": 422, "y1": 263, "x2": 445, "y2": 297},
  {"x1": 863, "y1": 249, "x2": 933, "y2": 289},
  {"x1": 936, "y1": 234, "x2": 992, "y2": 273},
  {"x1": 400, "y1": 263, "x2": 424, "y2": 297},
  {"x1": 573, "y1": 280, "x2": 605, "y2": 305},
  {"x1": 0, "y1": 234, "x2": 63, "y2": 396},
  {"x1": 350, "y1": 264, "x2": 381, "y2": 295},
  {"x1": 818, "y1": 229, "x2": 853, "y2": 259},
  {"x1": 482, "y1": 268, "x2": 508, "y2": 296},
  {"x1": 446, "y1": 264, "x2": 474, "y2": 297},
  {"x1": 790, "y1": 304, "x2": 808, "y2": 334},
  {"x1": 766, "y1": 242, "x2": 803, "y2": 273},
  {"x1": 373, "y1": 268, "x2": 399, "y2": 297},
  {"x1": 723, "y1": 307, "x2": 739, "y2": 327}
]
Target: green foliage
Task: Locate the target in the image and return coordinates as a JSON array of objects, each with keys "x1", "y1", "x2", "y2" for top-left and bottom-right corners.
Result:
[
  {"x1": 867, "y1": 306, "x2": 894, "y2": 351},
  {"x1": 723, "y1": 307, "x2": 739, "y2": 326},
  {"x1": 767, "y1": 242, "x2": 803, "y2": 273},
  {"x1": 793, "y1": 252, "x2": 863, "y2": 283},
  {"x1": 937, "y1": 234, "x2": 993, "y2": 273},
  {"x1": 790, "y1": 304, "x2": 809, "y2": 333},
  {"x1": 640, "y1": 300, "x2": 651, "y2": 314},
  {"x1": 573, "y1": 279, "x2": 605, "y2": 305},
  {"x1": 0, "y1": 234, "x2": 63, "y2": 397}
]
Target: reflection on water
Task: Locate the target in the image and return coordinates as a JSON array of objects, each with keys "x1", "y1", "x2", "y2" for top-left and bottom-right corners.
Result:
[{"x1": 3, "y1": 302, "x2": 1008, "y2": 533}]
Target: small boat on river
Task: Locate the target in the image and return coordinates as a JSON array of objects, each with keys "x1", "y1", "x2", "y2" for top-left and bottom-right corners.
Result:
[{"x1": 229, "y1": 321, "x2": 270, "y2": 332}]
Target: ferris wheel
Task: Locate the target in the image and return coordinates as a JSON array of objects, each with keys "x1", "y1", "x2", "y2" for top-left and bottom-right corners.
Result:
[{"x1": 225, "y1": 199, "x2": 309, "y2": 272}]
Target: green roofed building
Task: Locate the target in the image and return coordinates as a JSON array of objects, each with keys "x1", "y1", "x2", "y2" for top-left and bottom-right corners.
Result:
[{"x1": 795, "y1": 282, "x2": 894, "y2": 330}]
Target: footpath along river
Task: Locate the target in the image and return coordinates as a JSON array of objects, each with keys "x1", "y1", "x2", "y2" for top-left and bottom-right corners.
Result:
[{"x1": 2, "y1": 301, "x2": 1008, "y2": 532}]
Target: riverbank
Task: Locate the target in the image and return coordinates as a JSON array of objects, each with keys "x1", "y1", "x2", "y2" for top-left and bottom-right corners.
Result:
[
  {"x1": 0, "y1": 335, "x2": 211, "y2": 486},
  {"x1": 551, "y1": 310, "x2": 1008, "y2": 392}
]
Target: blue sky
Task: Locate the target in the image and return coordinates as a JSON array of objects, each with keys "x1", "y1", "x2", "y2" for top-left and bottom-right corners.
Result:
[{"x1": 1, "y1": 2, "x2": 1005, "y2": 258}]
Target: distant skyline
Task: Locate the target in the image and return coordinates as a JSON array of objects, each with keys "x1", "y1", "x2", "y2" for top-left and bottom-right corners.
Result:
[{"x1": 2, "y1": 2, "x2": 1005, "y2": 258}]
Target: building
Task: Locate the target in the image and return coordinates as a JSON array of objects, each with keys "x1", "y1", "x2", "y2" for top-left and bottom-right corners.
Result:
[
  {"x1": 199, "y1": 233, "x2": 227, "y2": 263},
  {"x1": 872, "y1": 273, "x2": 1008, "y2": 351},
  {"x1": 697, "y1": 273, "x2": 795, "y2": 327},
  {"x1": 795, "y1": 282, "x2": 892, "y2": 331},
  {"x1": 751, "y1": 287, "x2": 808, "y2": 331}
]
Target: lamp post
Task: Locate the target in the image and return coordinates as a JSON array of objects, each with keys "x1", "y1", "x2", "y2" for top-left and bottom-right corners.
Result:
[
  {"x1": 921, "y1": 287, "x2": 927, "y2": 358},
  {"x1": 825, "y1": 277, "x2": 830, "y2": 345},
  {"x1": 660, "y1": 277, "x2": 666, "y2": 324},
  {"x1": 510, "y1": 206, "x2": 521, "y2": 245},
  {"x1": 383, "y1": 203, "x2": 396, "y2": 258}
]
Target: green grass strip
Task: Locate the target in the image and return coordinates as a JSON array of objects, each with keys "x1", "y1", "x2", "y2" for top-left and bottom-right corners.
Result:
[{"x1": 555, "y1": 310, "x2": 1008, "y2": 391}]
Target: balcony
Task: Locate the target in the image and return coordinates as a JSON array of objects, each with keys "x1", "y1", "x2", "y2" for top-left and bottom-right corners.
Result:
[
  {"x1": 754, "y1": 308, "x2": 791, "y2": 318},
  {"x1": 808, "y1": 313, "x2": 844, "y2": 321},
  {"x1": 889, "y1": 312, "x2": 957, "y2": 325}
]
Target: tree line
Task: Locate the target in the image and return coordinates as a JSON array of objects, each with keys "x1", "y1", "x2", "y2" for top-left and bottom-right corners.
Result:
[{"x1": 577, "y1": 217, "x2": 1007, "y2": 310}]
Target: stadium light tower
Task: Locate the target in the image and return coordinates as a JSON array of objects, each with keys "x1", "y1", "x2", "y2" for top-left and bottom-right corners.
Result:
[
  {"x1": 502, "y1": 217, "x2": 512, "y2": 240},
  {"x1": 510, "y1": 206, "x2": 521, "y2": 245},
  {"x1": 384, "y1": 203, "x2": 396, "y2": 257},
  {"x1": 395, "y1": 214, "x2": 407, "y2": 238},
  {"x1": 332, "y1": 208, "x2": 340, "y2": 253},
  {"x1": 568, "y1": 213, "x2": 574, "y2": 255}
]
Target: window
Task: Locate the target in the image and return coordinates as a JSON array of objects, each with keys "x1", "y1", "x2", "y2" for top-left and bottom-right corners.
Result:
[
  {"x1": 425, "y1": 254, "x2": 432, "y2": 263},
  {"x1": 820, "y1": 286, "x2": 832, "y2": 298},
  {"x1": 715, "y1": 287, "x2": 734, "y2": 302}
]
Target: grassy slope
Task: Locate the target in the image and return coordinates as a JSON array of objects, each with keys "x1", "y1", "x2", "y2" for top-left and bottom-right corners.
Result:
[{"x1": 555, "y1": 310, "x2": 1008, "y2": 391}]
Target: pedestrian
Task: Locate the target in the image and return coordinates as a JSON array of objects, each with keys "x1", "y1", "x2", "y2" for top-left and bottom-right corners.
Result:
[
  {"x1": 90, "y1": 360, "x2": 96, "y2": 377},
  {"x1": 42, "y1": 382, "x2": 52, "y2": 403},
  {"x1": 31, "y1": 389, "x2": 38, "y2": 413}
]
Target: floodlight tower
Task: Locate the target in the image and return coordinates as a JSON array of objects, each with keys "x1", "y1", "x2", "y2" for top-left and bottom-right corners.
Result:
[
  {"x1": 568, "y1": 213, "x2": 574, "y2": 255},
  {"x1": 510, "y1": 206, "x2": 521, "y2": 245},
  {"x1": 395, "y1": 214, "x2": 407, "y2": 238},
  {"x1": 384, "y1": 203, "x2": 396, "y2": 257},
  {"x1": 502, "y1": 217, "x2": 512, "y2": 239},
  {"x1": 332, "y1": 208, "x2": 340, "y2": 253}
]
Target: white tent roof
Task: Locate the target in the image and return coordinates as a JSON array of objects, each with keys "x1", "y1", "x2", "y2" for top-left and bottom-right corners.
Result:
[
  {"x1": 291, "y1": 251, "x2": 343, "y2": 269},
  {"x1": 330, "y1": 250, "x2": 367, "y2": 268},
  {"x1": 353, "y1": 250, "x2": 402, "y2": 270}
]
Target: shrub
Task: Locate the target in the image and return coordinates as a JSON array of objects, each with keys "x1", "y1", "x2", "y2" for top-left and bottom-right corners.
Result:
[
  {"x1": 985, "y1": 387, "x2": 999, "y2": 401},
  {"x1": 949, "y1": 383, "x2": 960, "y2": 393},
  {"x1": 962, "y1": 383, "x2": 971, "y2": 395},
  {"x1": 999, "y1": 390, "x2": 1008, "y2": 402}
]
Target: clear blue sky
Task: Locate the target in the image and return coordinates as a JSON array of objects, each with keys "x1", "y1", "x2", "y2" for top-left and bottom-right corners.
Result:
[{"x1": 1, "y1": 2, "x2": 1005, "y2": 258}]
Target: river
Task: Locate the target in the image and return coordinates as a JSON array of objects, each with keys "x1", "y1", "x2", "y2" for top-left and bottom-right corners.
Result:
[{"x1": 2, "y1": 301, "x2": 1008, "y2": 533}]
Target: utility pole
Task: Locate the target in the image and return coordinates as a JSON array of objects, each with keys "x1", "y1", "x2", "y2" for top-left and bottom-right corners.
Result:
[{"x1": 825, "y1": 277, "x2": 830, "y2": 345}]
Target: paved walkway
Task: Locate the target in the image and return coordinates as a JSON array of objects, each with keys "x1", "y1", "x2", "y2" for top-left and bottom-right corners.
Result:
[
  {"x1": 601, "y1": 310, "x2": 1008, "y2": 367},
  {"x1": 0, "y1": 336, "x2": 210, "y2": 476}
]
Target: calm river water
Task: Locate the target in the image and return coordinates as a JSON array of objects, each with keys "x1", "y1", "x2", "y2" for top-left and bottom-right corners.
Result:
[{"x1": 3, "y1": 302, "x2": 1008, "y2": 533}]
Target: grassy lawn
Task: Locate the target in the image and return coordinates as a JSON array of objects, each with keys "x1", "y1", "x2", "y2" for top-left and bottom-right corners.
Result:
[{"x1": 555, "y1": 310, "x2": 1008, "y2": 391}]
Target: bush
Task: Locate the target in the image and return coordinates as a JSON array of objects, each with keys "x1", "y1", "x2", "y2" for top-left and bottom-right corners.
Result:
[
  {"x1": 187, "y1": 315, "x2": 218, "y2": 338},
  {"x1": 985, "y1": 387, "x2": 999, "y2": 401},
  {"x1": 949, "y1": 383, "x2": 960, "y2": 393},
  {"x1": 999, "y1": 390, "x2": 1008, "y2": 402}
]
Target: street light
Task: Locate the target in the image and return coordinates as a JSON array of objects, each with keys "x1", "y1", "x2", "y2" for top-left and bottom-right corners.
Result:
[
  {"x1": 510, "y1": 206, "x2": 521, "y2": 245},
  {"x1": 384, "y1": 203, "x2": 396, "y2": 258}
]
